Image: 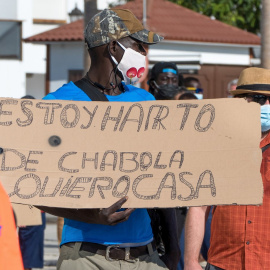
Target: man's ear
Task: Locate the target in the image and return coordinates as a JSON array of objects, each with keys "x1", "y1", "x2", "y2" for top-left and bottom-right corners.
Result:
[{"x1": 108, "y1": 40, "x2": 117, "y2": 57}]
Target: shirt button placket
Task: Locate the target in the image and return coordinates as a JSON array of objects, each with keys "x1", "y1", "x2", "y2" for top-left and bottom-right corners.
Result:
[
  {"x1": 245, "y1": 206, "x2": 253, "y2": 270},
  {"x1": 246, "y1": 220, "x2": 252, "y2": 245}
]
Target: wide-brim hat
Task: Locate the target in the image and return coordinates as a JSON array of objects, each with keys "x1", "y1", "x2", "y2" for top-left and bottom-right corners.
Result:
[
  {"x1": 85, "y1": 8, "x2": 163, "y2": 48},
  {"x1": 231, "y1": 67, "x2": 270, "y2": 96}
]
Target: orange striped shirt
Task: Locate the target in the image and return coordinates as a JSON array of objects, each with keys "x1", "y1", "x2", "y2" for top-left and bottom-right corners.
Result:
[{"x1": 208, "y1": 133, "x2": 270, "y2": 270}]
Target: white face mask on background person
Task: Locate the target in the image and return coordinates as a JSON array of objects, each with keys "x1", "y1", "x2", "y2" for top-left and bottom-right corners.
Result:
[
  {"x1": 110, "y1": 41, "x2": 146, "y2": 85},
  {"x1": 261, "y1": 105, "x2": 270, "y2": 132},
  {"x1": 194, "y1": 93, "x2": 203, "y2": 100}
]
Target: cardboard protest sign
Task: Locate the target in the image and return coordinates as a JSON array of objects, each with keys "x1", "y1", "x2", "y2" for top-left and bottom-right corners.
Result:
[
  {"x1": 12, "y1": 203, "x2": 42, "y2": 226},
  {"x1": 0, "y1": 98, "x2": 263, "y2": 208}
]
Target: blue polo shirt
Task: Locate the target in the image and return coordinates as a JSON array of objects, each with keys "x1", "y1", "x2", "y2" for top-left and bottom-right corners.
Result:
[{"x1": 43, "y1": 81, "x2": 154, "y2": 246}]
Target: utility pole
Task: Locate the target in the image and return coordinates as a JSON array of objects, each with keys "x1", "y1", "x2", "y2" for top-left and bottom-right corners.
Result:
[
  {"x1": 84, "y1": 0, "x2": 98, "y2": 73},
  {"x1": 261, "y1": 0, "x2": 270, "y2": 68},
  {"x1": 143, "y1": 0, "x2": 147, "y2": 27}
]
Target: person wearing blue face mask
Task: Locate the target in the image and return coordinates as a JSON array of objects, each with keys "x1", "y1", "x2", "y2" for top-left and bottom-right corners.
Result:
[
  {"x1": 235, "y1": 94, "x2": 270, "y2": 133},
  {"x1": 184, "y1": 67, "x2": 270, "y2": 270},
  {"x1": 231, "y1": 69, "x2": 270, "y2": 136}
]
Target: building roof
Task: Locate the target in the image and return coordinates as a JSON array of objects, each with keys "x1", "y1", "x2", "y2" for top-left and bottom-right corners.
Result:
[
  {"x1": 25, "y1": 19, "x2": 84, "y2": 42},
  {"x1": 25, "y1": 0, "x2": 260, "y2": 45}
]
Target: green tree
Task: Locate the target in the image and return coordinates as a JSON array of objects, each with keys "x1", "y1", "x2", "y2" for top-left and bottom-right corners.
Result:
[
  {"x1": 169, "y1": 0, "x2": 261, "y2": 34},
  {"x1": 109, "y1": 0, "x2": 261, "y2": 33}
]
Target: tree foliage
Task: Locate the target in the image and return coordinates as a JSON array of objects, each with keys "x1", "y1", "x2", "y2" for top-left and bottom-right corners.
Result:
[
  {"x1": 109, "y1": 0, "x2": 261, "y2": 33},
  {"x1": 168, "y1": 0, "x2": 261, "y2": 34}
]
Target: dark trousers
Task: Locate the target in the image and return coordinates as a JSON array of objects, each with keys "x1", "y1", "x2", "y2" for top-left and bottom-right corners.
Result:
[{"x1": 19, "y1": 212, "x2": 46, "y2": 268}]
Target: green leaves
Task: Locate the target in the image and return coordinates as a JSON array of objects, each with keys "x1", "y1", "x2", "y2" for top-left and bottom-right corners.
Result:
[{"x1": 169, "y1": 0, "x2": 261, "y2": 33}]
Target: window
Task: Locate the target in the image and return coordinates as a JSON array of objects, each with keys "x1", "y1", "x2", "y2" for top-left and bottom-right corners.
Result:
[{"x1": 0, "y1": 20, "x2": 22, "y2": 60}]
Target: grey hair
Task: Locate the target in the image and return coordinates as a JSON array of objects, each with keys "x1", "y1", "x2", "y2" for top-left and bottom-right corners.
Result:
[{"x1": 227, "y1": 78, "x2": 238, "y2": 90}]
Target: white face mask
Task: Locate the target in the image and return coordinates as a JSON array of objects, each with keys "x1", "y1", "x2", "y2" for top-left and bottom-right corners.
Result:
[
  {"x1": 110, "y1": 42, "x2": 146, "y2": 85},
  {"x1": 194, "y1": 93, "x2": 203, "y2": 100}
]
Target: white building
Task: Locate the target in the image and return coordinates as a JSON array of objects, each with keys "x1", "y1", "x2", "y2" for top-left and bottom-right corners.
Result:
[
  {"x1": 25, "y1": 0, "x2": 261, "y2": 98},
  {"x1": 0, "y1": 0, "x2": 88, "y2": 99}
]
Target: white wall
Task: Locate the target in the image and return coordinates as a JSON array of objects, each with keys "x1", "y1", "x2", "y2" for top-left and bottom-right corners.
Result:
[
  {"x1": 32, "y1": 24, "x2": 60, "y2": 36},
  {"x1": 26, "y1": 73, "x2": 45, "y2": 99},
  {"x1": 33, "y1": 0, "x2": 67, "y2": 20},
  {"x1": 0, "y1": 0, "x2": 29, "y2": 98},
  {"x1": 50, "y1": 42, "x2": 84, "y2": 92},
  {"x1": 0, "y1": 0, "x2": 17, "y2": 19},
  {"x1": 23, "y1": 43, "x2": 46, "y2": 74},
  {"x1": 0, "y1": 60, "x2": 25, "y2": 98},
  {"x1": 18, "y1": 0, "x2": 47, "y2": 76},
  {"x1": 149, "y1": 41, "x2": 253, "y2": 66},
  {"x1": 66, "y1": 0, "x2": 110, "y2": 14},
  {"x1": 0, "y1": 0, "x2": 70, "y2": 98}
]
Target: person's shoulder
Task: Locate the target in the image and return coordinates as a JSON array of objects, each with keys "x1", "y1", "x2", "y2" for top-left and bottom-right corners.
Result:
[
  {"x1": 43, "y1": 81, "x2": 91, "y2": 101},
  {"x1": 124, "y1": 84, "x2": 155, "y2": 101}
]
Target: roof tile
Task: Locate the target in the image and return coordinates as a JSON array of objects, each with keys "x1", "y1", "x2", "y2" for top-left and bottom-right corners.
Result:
[
  {"x1": 25, "y1": 0, "x2": 260, "y2": 45},
  {"x1": 25, "y1": 19, "x2": 84, "y2": 42}
]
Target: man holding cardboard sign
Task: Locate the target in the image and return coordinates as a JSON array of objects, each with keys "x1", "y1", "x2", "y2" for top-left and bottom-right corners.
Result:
[
  {"x1": 184, "y1": 67, "x2": 270, "y2": 270},
  {"x1": 40, "y1": 8, "x2": 179, "y2": 270}
]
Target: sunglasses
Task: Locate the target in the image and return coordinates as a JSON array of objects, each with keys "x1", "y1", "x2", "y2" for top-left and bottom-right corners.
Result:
[{"x1": 244, "y1": 94, "x2": 270, "y2": 105}]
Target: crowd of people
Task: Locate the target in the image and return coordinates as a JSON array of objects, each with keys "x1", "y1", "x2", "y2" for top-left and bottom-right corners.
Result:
[{"x1": 0, "y1": 7, "x2": 269, "y2": 270}]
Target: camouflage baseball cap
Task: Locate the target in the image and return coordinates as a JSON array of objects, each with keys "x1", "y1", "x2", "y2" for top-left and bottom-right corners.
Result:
[{"x1": 85, "y1": 8, "x2": 164, "y2": 48}]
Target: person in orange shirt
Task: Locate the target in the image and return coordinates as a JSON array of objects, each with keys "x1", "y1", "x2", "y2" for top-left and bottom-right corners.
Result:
[
  {"x1": 184, "y1": 67, "x2": 270, "y2": 270},
  {"x1": 0, "y1": 181, "x2": 24, "y2": 270}
]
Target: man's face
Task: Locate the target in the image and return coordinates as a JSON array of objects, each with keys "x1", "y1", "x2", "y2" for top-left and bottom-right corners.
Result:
[
  {"x1": 230, "y1": 84, "x2": 237, "y2": 91},
  {"x1": 114, "y1": 36, "x2": 147, "y2": 62},
  {"x1": 108, "y1": 36, "x2": 147, "y2": 82},
  {"x1": 156, "y1": 72, "x2": 179, "y2": 86}
]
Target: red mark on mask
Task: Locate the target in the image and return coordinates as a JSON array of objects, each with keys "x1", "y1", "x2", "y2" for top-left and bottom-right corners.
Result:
[
  {"x1": 126, "y1": 67, "x2": 137, "y2": 79},
  {"x1": 137, "y1": 67, "x2": 145, "y2": 78}
]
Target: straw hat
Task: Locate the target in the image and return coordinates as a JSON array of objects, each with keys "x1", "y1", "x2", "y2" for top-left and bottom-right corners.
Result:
[{"x1": 231, "y1": 67, "x2": 270, "y2": 96}]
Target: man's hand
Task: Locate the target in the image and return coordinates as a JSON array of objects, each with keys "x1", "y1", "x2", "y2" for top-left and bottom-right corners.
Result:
[
  {"x1": 36, "y1": 196, "x2": 135, "y2": 225},
  {"x1": 95, "y1": 196, "x2": 135, "y2": 225}
]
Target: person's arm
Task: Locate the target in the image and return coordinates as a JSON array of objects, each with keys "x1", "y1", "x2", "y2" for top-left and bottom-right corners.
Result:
[
  {"x1": 184, "y1": 206, "x2": 211, "y2": 270},
  {"x1": 158, "y1": 208, "x2": 181, "y2": 270},
  {"x1": 36, "y1": 196, "x2": 134, "y2": 226}
]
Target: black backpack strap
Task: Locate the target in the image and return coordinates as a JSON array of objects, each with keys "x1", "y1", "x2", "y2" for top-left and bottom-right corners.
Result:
[
  {"x1": 262, "y1": 143, "x2": 270, "y2": 153},
  {"x1": 74, "y1": 78, "x2": 109, "y2": 101}
]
